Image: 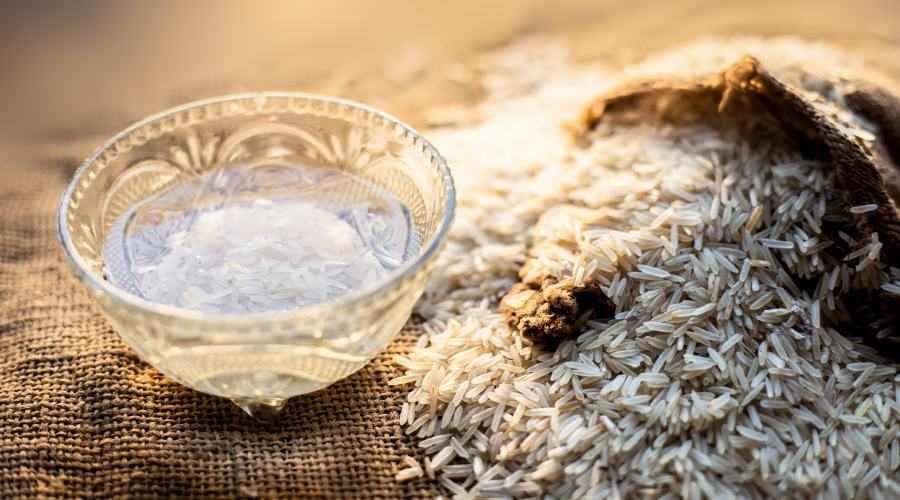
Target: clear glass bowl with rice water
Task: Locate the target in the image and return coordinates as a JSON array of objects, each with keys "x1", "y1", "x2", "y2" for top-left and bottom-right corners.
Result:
[{"x1": 57, "y1": 94, "x2": 455, "y2": 421}]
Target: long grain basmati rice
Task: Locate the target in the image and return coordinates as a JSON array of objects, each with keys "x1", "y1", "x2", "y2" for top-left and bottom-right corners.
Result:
[{"x1": 393, "y1": 38, "x2": 900, "y2": 500}]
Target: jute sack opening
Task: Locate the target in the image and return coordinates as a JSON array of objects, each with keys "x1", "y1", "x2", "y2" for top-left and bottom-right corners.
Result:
[{"x1": 502, "y1": 56, "x2": 900, "y2": 362}]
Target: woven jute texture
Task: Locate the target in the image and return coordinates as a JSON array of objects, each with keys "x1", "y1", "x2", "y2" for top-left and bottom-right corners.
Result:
[{"x1": 0, "y1": 158, "x2": 438, "y2": 498}]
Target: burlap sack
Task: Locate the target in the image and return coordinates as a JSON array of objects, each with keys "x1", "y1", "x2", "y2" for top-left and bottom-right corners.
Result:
[{"x1": 502, "y1": 57, "x2": 900, "y2": 362}]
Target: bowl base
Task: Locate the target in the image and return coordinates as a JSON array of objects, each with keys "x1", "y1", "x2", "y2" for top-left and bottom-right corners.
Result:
[{"x1": 231, "y1": 397, "x2": 287, "y2": 422}]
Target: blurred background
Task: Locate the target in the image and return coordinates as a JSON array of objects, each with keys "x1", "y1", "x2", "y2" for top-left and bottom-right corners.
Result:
[{"x1": 1, "y1": 0, "x2": 899, "y2": 156}]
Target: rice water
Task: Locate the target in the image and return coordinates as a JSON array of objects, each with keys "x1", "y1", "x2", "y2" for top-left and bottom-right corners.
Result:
[
  {"x1": 103, "y1": 162, "x2": 419, "y2": 312},
  {"x1": 100, "y1": 162, "x2": 420, "y2": 399}
]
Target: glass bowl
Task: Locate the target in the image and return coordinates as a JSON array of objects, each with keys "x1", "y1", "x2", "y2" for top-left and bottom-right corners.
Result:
[{"x1": 57, "y1": 93, "x2": 455, "y2": 421}]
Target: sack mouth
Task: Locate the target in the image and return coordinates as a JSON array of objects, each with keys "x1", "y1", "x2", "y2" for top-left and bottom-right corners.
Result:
[{"x1": 584, "y1": 56, "x2": 900, "y2": 270}]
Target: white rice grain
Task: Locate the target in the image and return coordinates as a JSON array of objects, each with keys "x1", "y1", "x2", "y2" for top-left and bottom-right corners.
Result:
[{"x1": 849, "y1": 204, "x2": 878, "y2": 214}]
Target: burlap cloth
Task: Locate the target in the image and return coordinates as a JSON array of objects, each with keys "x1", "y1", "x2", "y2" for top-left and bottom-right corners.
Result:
[{"x1": 0, "y1": 158, "x2": 439, "y2": 497}]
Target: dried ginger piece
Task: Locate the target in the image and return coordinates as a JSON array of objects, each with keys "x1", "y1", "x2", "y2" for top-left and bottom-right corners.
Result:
[{"x1": 501, "y1": 205, "x2": 614, "y2": 342}]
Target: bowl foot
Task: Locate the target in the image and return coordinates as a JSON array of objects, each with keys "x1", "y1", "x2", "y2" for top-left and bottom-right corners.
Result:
[{"x1": 231, "y1": 397, "x2": 287, "y2": 422}]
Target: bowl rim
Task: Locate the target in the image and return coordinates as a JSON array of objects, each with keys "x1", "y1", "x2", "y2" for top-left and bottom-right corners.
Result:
[{"x1": 57, "y1": 92, "x2": 456, "y2": 324}]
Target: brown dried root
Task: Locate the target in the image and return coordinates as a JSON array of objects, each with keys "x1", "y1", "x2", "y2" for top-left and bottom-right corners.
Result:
[{"x1": 501, "y1": 278, "x2": 614, "y2": 343}]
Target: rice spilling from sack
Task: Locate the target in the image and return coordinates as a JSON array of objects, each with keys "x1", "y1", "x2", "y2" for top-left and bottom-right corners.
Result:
[{"x1": 393, "y1": 40, "x2": 900, "y2": 499}]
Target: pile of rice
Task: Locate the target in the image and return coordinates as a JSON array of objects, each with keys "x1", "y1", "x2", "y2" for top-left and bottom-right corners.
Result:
[
  {"x1": 391, "y1": 38, "x2": 900, "y2": 500},
  {"x1": 122, "y1": 199, "x2": 392, "y2": 312}
]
